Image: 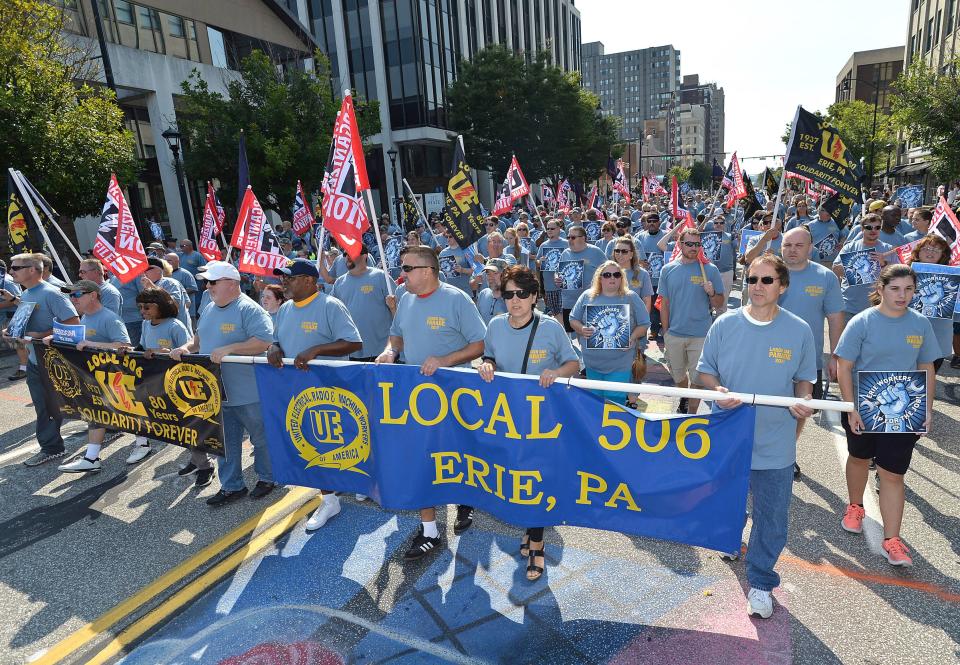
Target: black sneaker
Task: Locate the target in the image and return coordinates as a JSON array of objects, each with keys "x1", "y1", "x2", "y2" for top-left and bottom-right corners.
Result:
[
  {"x1": 404, "y1": 528, "x2": 442, "y2": 561},
  {"x1": 23, "y1": 450, "x2": 66, "y2": 467},
  {"x1": 951, "y1": 355, "x2": 960, "y2": 369},
  {"x1": 793, "y1": 462, "x2": 801, "y2": 480},
  {"x1": 677, "y1": 397, "x2": 689, "y2": 414},
  {"x1": 8, "y1": 369, "x2": 26, "y2": 381},
  {"x1": 206, "y1": 487, "x2": 248, "y2": 506},
  {"x1": 454, "y1": 505, "x2": 474, "y2": 535},
  {"x1": 195, "y1": 468, "x2": 215, "y2": 488},
  {"x1": 178, "y1": 462, "x2": 198, "y2": 476},
  {"x1": 249, "y1": 480, "x2": 275, "y2": 499}
]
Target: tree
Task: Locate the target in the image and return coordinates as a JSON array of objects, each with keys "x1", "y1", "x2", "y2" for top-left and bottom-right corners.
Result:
[
  {"x1": 781, "y1": 101, "x2": 895, "y2": 179},
  {"x1": 891, "y1": 54, "x2": 960, "y2": 181},
  {"x1": 177, "y1": 51, "x2": 380, "y2": 217},
  {"x1": 447, "y1": 46, "x2": 620, "y2": 185},
  {"x1": 666, "y1": 166, "x2": 691, "y2": 186},
  {"x1": 688, "y1": 161, "x2": 711, "y2": 189},
  {"x1": 0, "y1": 0, "x2": 138, "y2": 219}
]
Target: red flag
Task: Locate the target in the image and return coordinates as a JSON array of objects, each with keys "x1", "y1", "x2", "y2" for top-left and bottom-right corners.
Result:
[
  {"x1": 493, "y1": 178, "x2": 513, "y2": 215},
  {"x1": 237, "y1": 188, "x2": 287, "y2": 277},
  {"x1": 321, "y1": 93, "x2": 370, "y2": 260},
  {"x1": 612, "y1": 158, "x2": 631, "y2": 203},
  {"x1": 641, "y1": 175, "x2": 649, "y2": 203},
  {"x1": 92, "y1": 174, "x2": 147, "y2": 284},
  {"x1": 198, "y1": 182, "x2": 224, "y2": 261},
  {"x1": 894, "y1": 240, "x2": 920, "y2": 265},
  {"x1": 671, "y1": 176, "x2": 681, "y2": 219},
  {"x1": 725, "y1": 152, "x2": 747, "y2": 209},
  {"x1": 931, "y1": 195, "x2": 960, "y2": 265},
  {"x1": 556, "y1": 178, "x2": 571, "y2": 214},
  {"x1": 586, "y1": 185, "x2": 598, "y2": 211},
  {"x1": 292, "y1": 180, "x2": 315, "y2": 236},
  {"x1": 506, "y1": 155, "x2": 531, "y2": 200}
]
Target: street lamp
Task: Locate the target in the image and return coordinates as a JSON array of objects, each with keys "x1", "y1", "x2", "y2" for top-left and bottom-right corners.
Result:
[
  {"x1": 161, "y1": 126, "x2": 197, "y2": 246},
  {"x1": 387, "y1": 147, "x2": 400, "y2": 229}
]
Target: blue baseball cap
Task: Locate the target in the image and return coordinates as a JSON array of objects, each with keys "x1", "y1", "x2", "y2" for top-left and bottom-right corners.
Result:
[{"x1": 273, "y1": 258, "x2": 319, "y2": 278}]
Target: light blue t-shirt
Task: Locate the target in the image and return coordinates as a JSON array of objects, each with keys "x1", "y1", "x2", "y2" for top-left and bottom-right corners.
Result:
[
  {"x1": 570, "y1": 291, "x2": 650, "y2": 374},
  {"x1": 81, "y1": 307, "x2": 129, "y2": 344},
  {"x1": 833, "y1": 239, "x2": 893, "y2": 314},
  {"x1": 483, "y1": 313, "x2": 578, "y2": 375},
  {"x1": 835, "y1": 307, "x2": 940, "y2": 395},
  {"x1": 21, "y1": 281, "x2": 77, "y2": 363},
  {"x1": 273, "y1": 291, "x2": 362, "y2": 360},
  {"x1": 778, "y1": 262, "x2": 844, "y2": 369},
  {"x1": 804, "y1": 219, "x2": 846, "y2": 264},
  {"x1": 110, "y1": 276, "x2": 143, "y2": 324},
  {"x1": 638, "y1": 230, "x2": 668, "y2": 284},
  {"x1": 784, "y1": 215, "x2": 813, "y2": 231},
  {"x1": 169, "y1": 267, "x2": 198, "y2": 294},
  {"x1": 157, "y1": 276, "x2": 192, "y2": 330},
  {"x1": 475, "y1": 287, "x2": 507, "y2": 325},
  {"x1": 558, "y1": 244, "x2": 608, "y2": 309},
  {"x1": 0, "y1": 275, "x2": 22, "y2": 320},
  {"x1": 389, "y1": 282, "x2": 486, "y2": 367},
  {"x1": 99, "y1": 282, "x2": 123, "y2": 316},
  {"x1": 177, "y1": 250, "x2": 207, "y2": 276},
  {"x1": 140, "y1": 318, "x2": 191, "y2": 350},
  {"x1": 537, "y1": 239, "x2": 569, "y2": 292},
  {"x1": 658, "y1": 261, "x2": 724, "y2": 337},
  {"x1": 438, "y1": 246, "x2": 473, "y2": 294},
  {"x1": 715, "y1": 232, "x2": 735, "y2": 273},
  {"x1": 330, "y1": 254, "x2": 375, "y2": 281},
  {"x1": 697, "y1": 308, "x2": 817, "y2": 470},
  {"x1": 624, "y1": 267, "x2": 654, "y2": 301},
  {"x1": 197, "y1": 293, "x2": 273, "y2": 405},
  {"x1": 332, "y1": 267, "x2": 393, "y2": 358},
  {"x1": 848, "y1": 219, "x2": 912, "y2": 243}
]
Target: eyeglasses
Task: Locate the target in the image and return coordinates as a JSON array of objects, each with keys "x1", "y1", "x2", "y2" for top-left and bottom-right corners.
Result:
[
  {"x1": 601, "y1": 271, "x2": 623, "y2": 279},
  {"x1": 137, "y1": 303, "x2": 158, "y2": 309},
  {"x1": 502, "y1": 289, "x2": 533, "y2": 300},
  {"x1": 746, "y1": 275, "x2": 779, "y2": 285},
  {"x1": 401, "y1": 264, "x2": 433, "y2": 273},
  {"x1": 862, "y1": 224, "x2": 880, "y2": 231},
  {"x1": 681, "y1": 241, "x2": 702, "y2": 248},
  {"x1": 613, "y1": 248, "x2": 632, "y2": 254},
  {"x1": 9, "y1": 265, "x2": 31, "y2": 271},
  {"x1": 546, "y1": 226, "x2": 559, "y2": 231},
  {"x1": 68, "y1": 291, "x2": 88, "y2": 298},
  {"x1": 759, "y1": 220, "x2": 773, "y2": 226},
  {"x1": 205, "y1": 279, "x2": 221, "y2": 286}
]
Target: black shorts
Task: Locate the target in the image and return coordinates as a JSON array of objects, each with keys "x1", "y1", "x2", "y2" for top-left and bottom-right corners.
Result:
[
  {"x1": 841, "y1": 412, "x2": 919, "y2": 475},
  {"x1": 812, "y1": 369, "x2": 823, "y2": 401},
  {"x1": 562, "y1": 308, "x2": 574, "y2": 333}
]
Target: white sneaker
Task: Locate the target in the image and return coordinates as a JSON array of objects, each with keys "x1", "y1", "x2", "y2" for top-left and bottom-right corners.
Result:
[
  {"x1": 59, "y1": 457, "x2": 102, "y2": 473},
  {"x1": 305, "y1": 494, "x2": 341, "y2": 531},
  {"x1": 126, "y1": 443, "x2": 152, "y2": 464},
  {"x1": 355, "y1": 493, "x2": 368, "y2": 502},
  {"x1": 747, "y1": 588, "x2": 773, "y2": 619}
]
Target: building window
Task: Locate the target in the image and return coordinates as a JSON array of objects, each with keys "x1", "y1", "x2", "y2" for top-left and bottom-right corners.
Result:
[
  {"x1": 207, "y1": 26, "x2": 228, "y2": 67},
  {"x1": 168, "y1": 15, "x2": 185, "y2": 38},
  {"x1": 114, "y1": 0, "x2": 134, "y2": 24}
]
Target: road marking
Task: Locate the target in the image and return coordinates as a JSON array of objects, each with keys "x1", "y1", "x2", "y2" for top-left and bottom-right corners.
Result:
[
  {"x1": 83, "y1": 495, "x2": 324, "y2": 665},
  {"x1": 0, "y1": 442, "x2": 39, "y2": 465},
  {"x1": 28, "y1": 486, "x2": 317, "y2": 665},
  {"x1": 780, "y1": 554, "x2": 960, "y2": 603}
]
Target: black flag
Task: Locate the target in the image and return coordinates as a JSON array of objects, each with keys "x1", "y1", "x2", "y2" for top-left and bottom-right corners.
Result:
[
  {"x1": 821, "y1": 190, "x2": 856, "y2": 228},
  {"x1": 741, "y1": 172, "x2": 762, "y2": 220},
  {"x1": 763, "y1": 168, "x2": 779, "y2": 199},
  {"x1": 784, "y1": 106, "x2": 863, "y2": 201},
  {"x1": 441, "y1": 138, "x2": 484, "y2": 249}
]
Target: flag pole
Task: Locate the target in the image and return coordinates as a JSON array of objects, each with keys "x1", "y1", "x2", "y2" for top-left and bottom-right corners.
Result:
[
  {"x1": 14, "y1": 171, "x2": 83, "y2": 262},
  {"x1": 402, "y1": 178, "x2": 444, "y2": 249},
  {"x1": 770, "y1": 107, "x2": 802, "y2": 234},
  {"x1": 360, "y1": 189, "x2": 395, "y2": 295},
  {"x1": 10, "y1": 169, "x2": 71, "y2": 278}
]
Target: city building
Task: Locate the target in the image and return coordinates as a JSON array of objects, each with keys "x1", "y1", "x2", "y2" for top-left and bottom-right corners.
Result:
[
  {"x1": 678, "y1": 103, "x2": 706, "y2": 169},
  {"x1": 293, "y1": 0, "x2": 583, "y2": 216},
  {"x1": 59, "y1": 0, "x2": 317, "y2": 248},
  {"x1": 679, "y1": 74, "x2": 725, "y2": 165},
  {"x1": 579, "y1": 41, "x2": 682, "y2": 160},
  {"x1": 895, "y1": 1, "x2": 958, "y2": 188},
  {"x1": 834, "y1": 47, "x2": 904, "y2": 113}
]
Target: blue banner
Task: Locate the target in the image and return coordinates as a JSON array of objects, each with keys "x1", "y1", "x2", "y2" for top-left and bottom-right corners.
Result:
[
  {"x1": 254, "y1": 363, "x2": 756, "y2": 553},
  {"x1": 894, "y1": 185, "x2": 924, "y2": 209}
]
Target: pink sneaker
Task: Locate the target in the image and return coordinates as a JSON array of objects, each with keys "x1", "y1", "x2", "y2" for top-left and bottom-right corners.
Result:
[
  {"x1": 841, "y1": 504, "x2": 865, "y2": 534},
  {"x1": 882, "y1": 537, "x2": 913, "y2": 567}
]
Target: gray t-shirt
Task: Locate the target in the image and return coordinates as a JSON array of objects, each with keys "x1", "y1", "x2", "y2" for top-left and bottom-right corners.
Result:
[
  {"x1": 21, "y1": 281, "x2": 77, "y2": 363},
  {"x1": 197, "y1": 294, "x2": 273, "y2": 405},
  {"x1": 273, "y1": 291, "x2": 362, "y2": 360},
  {"x1": 483, "y1": 313, "x2": 578, "y2": 375},
  {"x1": 332, "y1": 267, "x2": 393, "y2": 358},
  {"x1": 558, "y1": 244, "x2": 608, "y2": 309},
  {"x1": 389, "y1": 282, "x2": 486, "y2": 367},
  {"x1": 140, "y1": 318, "x2": 191, "y2": 350},
  {"x1": 697, "y1": 308, "x2": 817, "y2": 470},
  {"x1": 81, "y1": 307, "x2": 129, "y2": 344},
  {"x1": 778, "y1": 262, "x2": 844, "y2": 369},
  {"x1": 570, "y1": 291, "x2": 650, "y2": 374},
  {"x1": 475, "y1": 288, "x2": 507, "y2": 325},
  {"x1": 658, "y1": 261, "x2": 724, "y2": 338}
]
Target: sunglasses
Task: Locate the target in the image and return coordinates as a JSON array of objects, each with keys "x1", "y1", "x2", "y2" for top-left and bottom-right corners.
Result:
[
  {"x1": 746, "y1": 275, "x2": 779, "y2": 285},
  {"x1": 613, "y1": 248, "x2": 632, "y2": 254},
  {"x1": 205, "y1": 279, "x2": 221, "y2": 285},
  {"x1": 68, "y1": 291, "x2": 89, "y2": 298},
  {"x1": 8, "y1": 265, "x2": 31, "y2": 271},
  {"x1": 502, "y1": 289, "x2": 533, "y2": 300},
  {"x1": 861, "y1": 224, "x2": 880, "y2": 231},
  {"x1": 681, "y1": 241, "x2": 702, "y2": 247},
  {"x1": 759, "y1": 220, "x2": 773, "y2": 225},
  {"x1": 401, "y1": 264, "x2": 433, "y2": 273},
  {"x1": 546, "y1": 226, "x2": 559, "y2": 231},
  {"x1": 568, "y1": 235, "x2": 585, "y2": 240},
  {"x1": 601, "y1": 271, "x2": 623, "y2": 279}
]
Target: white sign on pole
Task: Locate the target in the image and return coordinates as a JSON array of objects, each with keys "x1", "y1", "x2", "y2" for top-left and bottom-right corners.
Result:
[{"x1": 424, "y1": 193, "x2": 445, "y2": 216}]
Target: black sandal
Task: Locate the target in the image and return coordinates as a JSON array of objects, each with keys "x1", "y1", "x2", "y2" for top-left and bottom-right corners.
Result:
[
  {"x1": 520, "y1": 534, "x2": 530, "y2": 558},
  {"x1": 526, "y1": 548, "x2": 545, "y2": 581}
]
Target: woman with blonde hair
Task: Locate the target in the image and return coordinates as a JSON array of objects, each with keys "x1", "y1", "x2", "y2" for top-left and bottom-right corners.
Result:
[
  {"x1": 569, "y1": 259, "x2": 649, "y2": 406},
  {"x1": 611, "y1": 236, "x2": 653, "y2": 312},
  {"x1": 503, "y1": 227, "x2": 532, "y2": 268}
]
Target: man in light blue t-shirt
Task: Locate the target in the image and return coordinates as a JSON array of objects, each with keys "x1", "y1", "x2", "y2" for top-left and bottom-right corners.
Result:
[
  {"x1": 536, "y1": 221, "x2": 569, "y2": 321},
  {"x1": 171, "y1": 261, "x2": 274, "y2": 506},
  {"x1": 375, "y1": 246, "x2": 485, "y2": 563},
  {"x1": 332, "y1": 245, "x2": 396, "y2": 360},
  {"x1": 833, "y1": 213, "x2": 892, "y2": 318},
  {"x1": 637, "y1": 212, "x2": 668, "y2": 337},
  {"x1": 556, "y1": 227, "x2": 607, "y2": 331}
]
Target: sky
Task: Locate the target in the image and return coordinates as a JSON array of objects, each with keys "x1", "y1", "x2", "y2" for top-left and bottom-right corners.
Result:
[{"x1": 577, "y1": 0, "x2": 909, "y2": 171}]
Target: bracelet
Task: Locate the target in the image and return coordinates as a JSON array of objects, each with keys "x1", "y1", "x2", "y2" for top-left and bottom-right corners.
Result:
[{"x1": 384, "y1": 347, "x2": 396, "y2": 356}]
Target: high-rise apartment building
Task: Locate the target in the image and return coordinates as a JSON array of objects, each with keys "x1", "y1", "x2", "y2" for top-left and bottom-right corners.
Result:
[{"x1": 679, "y1": 74, "x2": 725, "y2": 166}]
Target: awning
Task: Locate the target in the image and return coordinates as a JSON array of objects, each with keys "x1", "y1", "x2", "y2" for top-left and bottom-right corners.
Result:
[{"x1": 891, "y1": 162, "x2": 930, "y2": 175}]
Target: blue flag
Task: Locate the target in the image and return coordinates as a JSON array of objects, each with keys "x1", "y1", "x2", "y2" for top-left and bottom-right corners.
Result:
[
  {"x1": 237, "y1": 131, "x2": 250, "y2": 211},
  {"x1": 254, "y1": 362, "x2": 756, "y2": 553}
]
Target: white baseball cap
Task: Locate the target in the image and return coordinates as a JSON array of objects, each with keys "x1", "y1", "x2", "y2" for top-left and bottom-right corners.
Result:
[{"x1": 196, "y1": 261, "x2": 241, "y2": 281}]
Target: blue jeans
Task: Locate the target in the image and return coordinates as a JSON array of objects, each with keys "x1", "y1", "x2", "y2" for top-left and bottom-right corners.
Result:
[
  {"x1": 217, "y1": 403, "x2": 273, "y2": 491},
  {"x1": 746, "y1": 465, "x2": 794, "y2": 591},
  {"x1": 124, "y1": 320, "x2": 143, "y2": 346},
  {"x1": 26, "y1": 362, "x2": 64, "y2": 454},
  {"x1": 585, "y1": 369, "x2": 632, "y2": 404}
]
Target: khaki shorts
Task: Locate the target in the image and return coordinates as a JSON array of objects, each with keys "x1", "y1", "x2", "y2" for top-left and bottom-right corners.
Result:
[{"x1": 663, "y1": 332, "x2": 705, "y2": 384}]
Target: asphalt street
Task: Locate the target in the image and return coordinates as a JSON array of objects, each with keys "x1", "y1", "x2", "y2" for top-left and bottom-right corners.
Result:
[{"x1": 0, "y1": 322, "x2": 957, "y2": 664}]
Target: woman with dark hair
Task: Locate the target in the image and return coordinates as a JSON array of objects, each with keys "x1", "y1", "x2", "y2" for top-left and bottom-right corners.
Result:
[
  {"x1": 835, "y1": 264, "x2": 939, "y2": 567},
  {"x1": 902, "y1": 235, "x2": 952, "y2": 372},
  {"x1": 477, "y1": 265, "x2": 579, "y2": 581}
]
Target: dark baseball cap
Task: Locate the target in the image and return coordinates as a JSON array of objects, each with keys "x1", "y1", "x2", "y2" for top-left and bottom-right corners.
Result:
[{"x1": 273, "y1": 258, "x2": 319, "y2": 278}]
